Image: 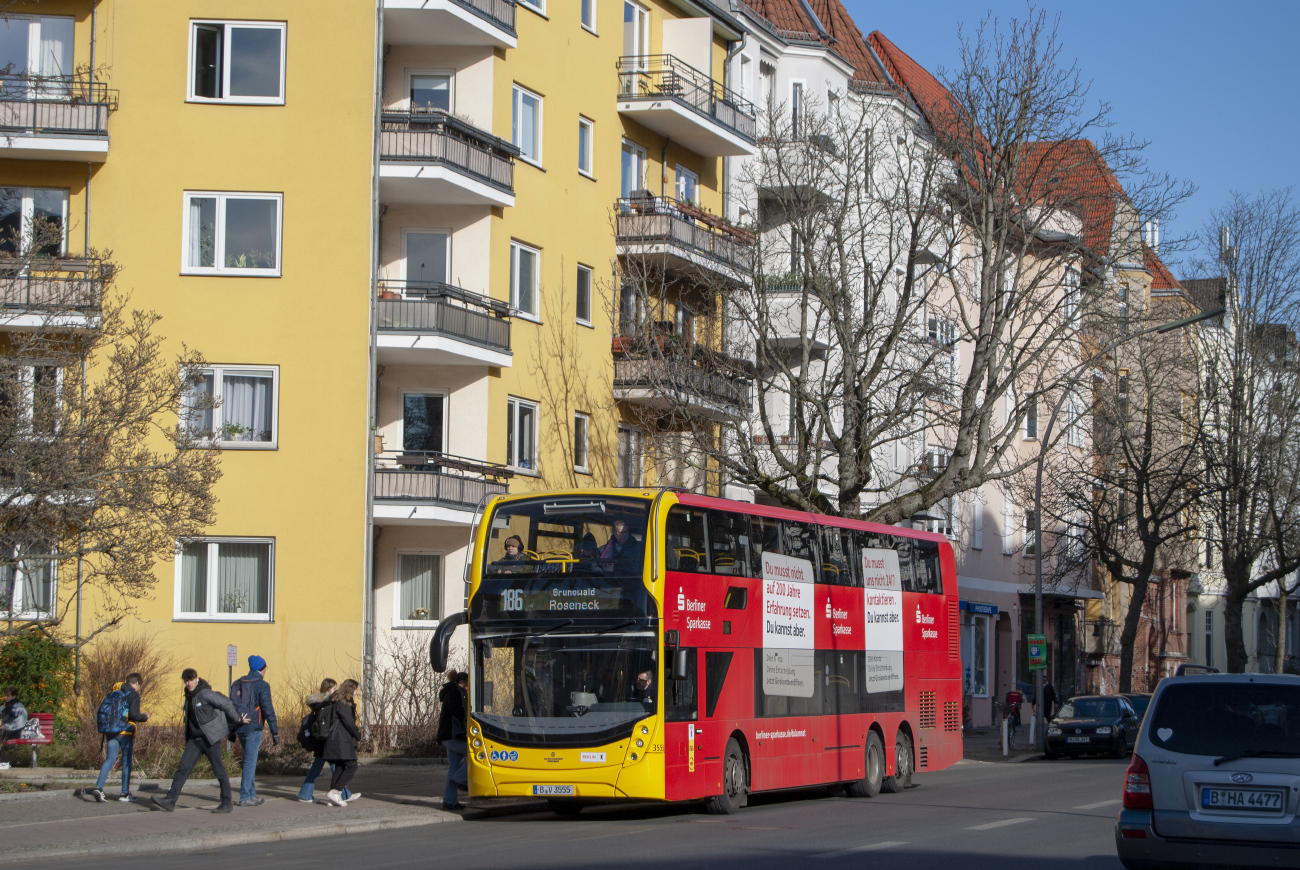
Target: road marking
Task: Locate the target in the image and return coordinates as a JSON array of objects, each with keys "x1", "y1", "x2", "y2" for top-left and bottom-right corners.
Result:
[
  {"x1": 1075, "y1": 799, "x2": 1122, "y2": 810},
  {"x1": 817, "y1": 841, "x2": 908, "y2": 857},
  {"x1": 966, "y1": 818, "x2": 1035, "y2": 830}
]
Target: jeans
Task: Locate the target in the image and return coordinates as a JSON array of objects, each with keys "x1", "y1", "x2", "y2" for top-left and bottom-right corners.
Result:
[
  {"x1": 297, "y1": 756, "x2": 352, "y2": 801},
  {"x1": 442, "y1": 739, "x2": 468, "y2": 805},
  {"x1": 95, "y1": 735, "x2": 133, "y2": 795},
  {"x1": 234, "y1": 729, "x2": 262, "y2": 802},
  {"x1": 166, "y1": 738, "x2": 232, "y2": 805}
]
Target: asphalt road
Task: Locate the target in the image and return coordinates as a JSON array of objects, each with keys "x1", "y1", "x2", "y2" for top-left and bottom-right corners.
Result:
[{"x1": 44, "y1": 757, "x2": 1130, "y2": 870}]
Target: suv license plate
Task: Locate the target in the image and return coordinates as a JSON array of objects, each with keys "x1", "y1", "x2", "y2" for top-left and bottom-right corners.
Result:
[
  {"x1": 1066, "y1": 736, "x2": 1090, "y2": 743},
  {"x1": 1202, "y1": 787, "x2": 1284, "y2": 812},
  {"x1": 533, "y1": 785, "x2": 574, "y2": 796}
]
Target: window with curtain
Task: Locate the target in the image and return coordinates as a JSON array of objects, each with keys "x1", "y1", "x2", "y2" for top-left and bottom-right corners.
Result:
[
  {"x1": 397, "y1": 553, "x2": 441, "y2": 624},
  {"x1": 189, "y1": 21, "x2": 286, "y2": 104},
  {"x1": 183, "y1": 192, "x2": 282, "y2": 276},
  {"x1": 0, "y1": 187, "x2": 67, "y2": 257},
  {"x1": 618, "y1": 425, "x2": 643, "y2": 486},
  {"x1": 181, "y1": 365, "x2": 277, "y2": 448},
  {"x1": 0, "y1": 16, "x2": 72, "y2": 98},
  {"x1": 0, "y1": 547, "x2": 54, "y2": 617},
  {"x1": 675, "y1": 165, "x2": 699, "y2": 204},
  {"x1": 176, "y1": 539, "x2": 273, "y2": 620}
]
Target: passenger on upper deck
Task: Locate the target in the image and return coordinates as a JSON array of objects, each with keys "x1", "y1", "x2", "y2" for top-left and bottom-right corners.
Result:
[{"x1": 598, "y1": 520, "x2": 643, "y2": 573}]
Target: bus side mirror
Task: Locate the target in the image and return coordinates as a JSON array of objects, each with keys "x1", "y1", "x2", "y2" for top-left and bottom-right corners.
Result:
[
  {"x1": 430, "y1": 610, "x2": 467, "y2": 672},
  {"x1": 673, "y1": 648, "x2": 690, "y2": 681}
]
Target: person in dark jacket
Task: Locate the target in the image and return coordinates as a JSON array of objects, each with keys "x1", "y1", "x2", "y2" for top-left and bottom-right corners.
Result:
[
  {"x1": 230, "y1": 654, "x2": 279, "y2": 807},
  {"x1": 297, "y1": 678, "x2": 355, "y2": 804},
  {"x1": 322, "y1": 679, "x2": 361, "y2": 808},
  {"x1": 1043, "y1": 680, "x2": 1058, "y2": 721},
  {"x1": 0, "y1": 687, "x2": 27, "y2": 769},
  {"x1": 436, "y1": 670, "x2": 468, "y2": 811},
  {"x1": 152, "y1": 669, "x2": 247, "y2": 814},
  {"x1": 90, "y1": 673, "x2": 149, "y2": 803}
]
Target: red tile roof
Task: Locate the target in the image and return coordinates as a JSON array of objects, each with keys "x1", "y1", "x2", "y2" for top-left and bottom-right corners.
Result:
[
  {"x1": 740, "y1": 0, "x2": 890, "y2": 86},
  {"x1": 867, "y1": 31, "x2": 964, "y2": 132},
  {"x1": 1144, "y1": 245, "x2": 1185, "y2": 293},
  {"x1": 1021, "y1": 139, "x2": 1125, "y2": 257}
]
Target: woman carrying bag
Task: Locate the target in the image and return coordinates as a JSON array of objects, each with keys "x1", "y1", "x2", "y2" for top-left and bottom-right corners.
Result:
[
  {"x1": 320, "y1": 679, "x2": 361, "y2": 808},
  {"x1": 297, "y1": 679, "x2": 355, "y2": 804}
]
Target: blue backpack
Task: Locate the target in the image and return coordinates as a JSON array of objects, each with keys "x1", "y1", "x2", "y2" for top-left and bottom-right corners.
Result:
[{"x1": 96, "y1": 689, "x2": 130, "y2": 735}]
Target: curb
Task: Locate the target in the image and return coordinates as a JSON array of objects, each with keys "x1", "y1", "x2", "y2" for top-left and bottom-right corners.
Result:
[
  {"x1": 0, "y1": 788, "x2": 80, "y2": 802},
  {"x1": 0, "y1": 811, "x2": 456, "y2": 865}
]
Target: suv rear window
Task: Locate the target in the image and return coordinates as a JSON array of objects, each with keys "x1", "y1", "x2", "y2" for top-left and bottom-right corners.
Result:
[{"x1": 1148, "y1": 681, "x2": 1300, "y2": 757}]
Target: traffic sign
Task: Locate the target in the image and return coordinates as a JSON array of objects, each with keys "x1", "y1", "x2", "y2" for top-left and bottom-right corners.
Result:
[
  {"x1": 227, "y1": 644, "x2": 238, "y2": 666},
  {"x1": 1027, "y1": 634, "x2": 1047, "y2": 671}
]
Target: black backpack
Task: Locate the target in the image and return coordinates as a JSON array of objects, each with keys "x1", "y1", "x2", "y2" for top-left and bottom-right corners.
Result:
[
  {"x1": 230, "y1": 677, "x2": 262, "y2": 726},
  {"x1": 310, "y1": 702, "x2": 337, "y2": 743},
  {"x1": 296, "y1": 711, "x2": 317, "y2": 750}
]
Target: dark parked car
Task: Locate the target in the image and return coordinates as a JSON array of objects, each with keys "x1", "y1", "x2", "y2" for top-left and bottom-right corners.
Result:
[
  {"x1": 1045, "y1": 695, "x2": 1141, "y2": 759},
  {"x1": 1119, "y1": 692, "x2": 1151, "y2": 721}
]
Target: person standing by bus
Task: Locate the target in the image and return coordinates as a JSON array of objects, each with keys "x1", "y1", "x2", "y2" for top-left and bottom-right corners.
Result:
[{"x1": 437, "y1": 670, "x2": 468, "y2": 811}]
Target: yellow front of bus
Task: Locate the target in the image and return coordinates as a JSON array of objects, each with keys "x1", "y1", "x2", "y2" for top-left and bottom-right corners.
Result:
[{"x1": 464, "y1": 490, "x2": 669, "y2": 807}]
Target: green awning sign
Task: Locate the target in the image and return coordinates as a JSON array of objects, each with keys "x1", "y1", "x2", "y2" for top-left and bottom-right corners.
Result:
[{"x1": 1027, "y1": 634, "x2": 1047, "y2": 671}]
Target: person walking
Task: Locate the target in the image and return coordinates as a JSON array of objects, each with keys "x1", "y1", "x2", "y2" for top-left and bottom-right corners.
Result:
[
  {"x1": 320, "y1": 679, "x2": 361, "y2": 808},
  {"x1": 90, "y1": 673, "x2": 149, "y2": 803},
  {"x1": 152, "y1": 668, "x2": 247, "y2": 814},
  {"x1": 297, "y1": 679, "x2": 356, "y2": 804},
  {"x1": 437, "y1": 669, "x2": 468, "y2": 811},
  {"x1": 229, "y1": 654, "x2": 279, "y2": 807},
  {"x1": 1043, "y1": 679, "x2": 1058, "y2": 721},
  {"x1": 0, "y1": 687, "x2": 28, "y2": 769}
]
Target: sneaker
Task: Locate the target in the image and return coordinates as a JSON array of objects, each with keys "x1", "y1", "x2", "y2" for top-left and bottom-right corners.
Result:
[
  {"x1": 344, "y1": 792, "x2": 362, "y2": 803},
  {"x1": 326, "y1": 790, "x2": 347, "y2": 808},
  {"x1": 441, "y1": 801, "x2": 466, "y2": 811},
  {"x1": 212, "y1": 801, "x2": 233, "y2": 814},
  {"x1": 151, "y1": 795, "x2": 176, "y2": 812},
  {"x1": 90, "y1": 788, "x2": 106, "y2": 803},
  {"x1": 239, "y1": 796, "x2": 265, "y2": 807},
  {"x1": 298, "y1": 796, "x2": 315, "y2": 803},
  {"x1": 117, "y1": 794, "x2": 138, "y2": 803}
]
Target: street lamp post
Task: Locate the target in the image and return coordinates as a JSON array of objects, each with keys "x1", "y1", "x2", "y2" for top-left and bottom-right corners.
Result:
[{"x1": 1032, "y1": 306, "x2": 1224, "y2": 750}]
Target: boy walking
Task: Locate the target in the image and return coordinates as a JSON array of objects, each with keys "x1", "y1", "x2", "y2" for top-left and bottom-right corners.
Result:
[
  {"x1": 230, "y1": 654, "x2": 278, "y2": 807},
  {"x1": 152, "y1": 669, "x2": 247, "y2": 814},
  {"x1": 89, "y1": 673, "x2": 149, "y2": 803}
]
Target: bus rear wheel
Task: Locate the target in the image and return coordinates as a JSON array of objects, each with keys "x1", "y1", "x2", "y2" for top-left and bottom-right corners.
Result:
[
  {"x1": 704, "y1": 738, "x2": 747, "y2": 815},
  {"x1": 882, "y1": 732, "x2": 914, "y2": 793},
  {"x1": 847, "y1": 732, "x2": 884, "y2": 798}
]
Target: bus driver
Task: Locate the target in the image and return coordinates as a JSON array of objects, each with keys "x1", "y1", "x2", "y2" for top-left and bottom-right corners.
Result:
[{"x1": 631, "y1": 670, "x2": 654, "y2": 710}]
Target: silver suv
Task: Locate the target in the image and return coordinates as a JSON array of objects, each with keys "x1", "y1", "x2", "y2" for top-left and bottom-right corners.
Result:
[{"x1": 1115, "y1": 673, "x2": 1300, "y2": 869}]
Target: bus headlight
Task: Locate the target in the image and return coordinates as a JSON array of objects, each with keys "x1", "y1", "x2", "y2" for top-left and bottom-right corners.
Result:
[
  {"x1": 477, "y1": 752, "x2": 486, "y2": 761},
  {"x1": 630, "y1": 753, "x2": 638, "y2": 761},
  {"x1": 472, "y1": 738, "x2": 482, "y2": 748},
  {"x1": 636, "y1": 739, "x2": 644, "y2": 748},
  {"x1": 641, "y1": 726, "x2": 649, "y2": 735},
  {"x1": 471, "y1": 725, "x2": 479, "y2": 736}
]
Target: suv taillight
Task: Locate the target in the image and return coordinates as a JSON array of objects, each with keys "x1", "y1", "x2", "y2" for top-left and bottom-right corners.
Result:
[{"x1": 1123, "y1": 753, "x2": 1153, "y2": 810}]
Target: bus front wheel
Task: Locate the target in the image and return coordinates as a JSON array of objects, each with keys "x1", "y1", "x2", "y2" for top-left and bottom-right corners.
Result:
[
  {"x1": 704, "y1": 738, "x2": 747, "y2": 815},
  {"x1": 882, "y1": 732, "x2": 913, "y2": 793},
  {"x1": 847, "y1": 732, "x2": 884, "y2": 798}
]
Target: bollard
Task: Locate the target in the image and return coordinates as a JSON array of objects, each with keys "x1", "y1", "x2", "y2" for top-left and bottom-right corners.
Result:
[
  {"x1": 30, "y1": 746, "x2": 37, "y2": 769},
  {"x1": 1002, "y1": 715, "x2": 1009, "y2": 757},
  {"x1": 1028, "y1": 714, "x2": 1036, "y2": 749}
]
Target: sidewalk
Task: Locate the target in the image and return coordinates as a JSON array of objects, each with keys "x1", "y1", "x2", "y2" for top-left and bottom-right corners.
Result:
[
  {"x1": 0, "y1": 760, "x2": 508, "y2": 865},
  {"x1": 961, "y1": 725, "x2": 1042, "y2": 763}
]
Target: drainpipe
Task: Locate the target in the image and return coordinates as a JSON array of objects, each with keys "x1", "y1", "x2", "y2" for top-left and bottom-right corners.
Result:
[{"x1": 661, "y1": 137, "x2": 670, "y2": 198}]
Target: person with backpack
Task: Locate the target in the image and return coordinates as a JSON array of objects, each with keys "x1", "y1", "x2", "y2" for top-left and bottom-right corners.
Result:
[
  {"x1": 320, "y1": 679, "x2": 361, "y2": 808},
  {"x1": 0, "y1": 687, "x2": 28, "y2": 770},
  {"x1": 229, "y1": 654, "x2": 279, "y2": 807},
  {"x1": 436, "y1": 670, "x2": 468, "y2": 811},
  {"x1": 295, "y1": 679, "x2": 355, "y2": 804},
  {"x1": 152, "y1": 668, "x2": 247, "y2": 814},
  {"x1": 89, "y1": 673, "x2": 149, "y2": 803}
]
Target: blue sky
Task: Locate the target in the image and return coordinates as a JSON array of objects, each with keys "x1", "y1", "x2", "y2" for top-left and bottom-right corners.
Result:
[{"x1": 843, "y1": 0, "x2": 1300, "y2": 275}]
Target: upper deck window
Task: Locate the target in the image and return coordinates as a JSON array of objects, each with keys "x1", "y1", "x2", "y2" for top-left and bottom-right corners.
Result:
[{"x1": 482, "y1": 495, "x2": 651, "y2": 582}]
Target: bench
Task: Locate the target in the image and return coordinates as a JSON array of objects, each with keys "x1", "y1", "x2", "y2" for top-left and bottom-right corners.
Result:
[{"x1": 2, "y1": 713, "x2": 53, "y2": 768}]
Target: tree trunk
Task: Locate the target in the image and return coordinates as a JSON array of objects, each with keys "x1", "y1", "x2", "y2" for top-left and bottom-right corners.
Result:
[
  {"x1": 1223, "y1": 592, "x2": 1248, "y2": 673},
  {"x1": 1117, "y1": 574, "x2": 1149, "y2": 693},
  {"x1": 1276, "y1": 587, "x2": 1288, "y2": 675}
]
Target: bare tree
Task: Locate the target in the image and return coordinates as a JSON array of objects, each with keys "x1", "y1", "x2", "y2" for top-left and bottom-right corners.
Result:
[{"x1": 1191, "y1": 189, "x2": 1300, "y2": 673}]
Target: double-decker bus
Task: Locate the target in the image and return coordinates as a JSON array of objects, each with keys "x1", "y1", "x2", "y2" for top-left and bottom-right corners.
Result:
[{"x1": 431, "y1": 488, "x2": 963, "y2": 815}]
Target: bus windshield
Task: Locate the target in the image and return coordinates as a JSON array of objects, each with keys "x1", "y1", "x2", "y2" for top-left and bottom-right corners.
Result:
[{"x1": 481, "y1": 495, "x2": 652, "y2": 581}]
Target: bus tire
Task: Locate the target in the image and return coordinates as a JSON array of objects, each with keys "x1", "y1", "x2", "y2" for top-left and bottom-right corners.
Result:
[
  {"x1": 847, "y1": 732, "x2": 884, "y2": 798},
  {"x1": 548, "y1": 799, "x2": 584, "y2": 817},
  {"x1": 882, "y1": 732, "x2": 913, "y2": 793},
  {"x1": 704, "y1": 738, "x2": 747, "y2": 815}
]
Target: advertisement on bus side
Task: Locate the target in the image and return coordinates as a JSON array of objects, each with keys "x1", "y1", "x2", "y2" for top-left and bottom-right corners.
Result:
[
  {"x1": 761, "y1": 551, "x2": 815, "y2": 697},
  {"x1": 861, "y1": 547, "x2": 905, "y2": 693}
]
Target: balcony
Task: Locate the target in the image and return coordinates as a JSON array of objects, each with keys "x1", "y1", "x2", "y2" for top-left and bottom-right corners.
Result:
[
  {"x1": 376, "y1": 279, "x2": 512, "y2": 367},
  {"x1": 0, "y1": 76, "x2": 116, "y2": 162},
  {"x1": 380, "y1": 110, "x2": 517, "y2": 207},
  {"x1": 0, "y1": 258, "x2": 105, "y2": 330},
  {"x1": 616, "y1": 56, "x2": 756, "y2": 157},
  {"x1": 615, "y1": 196, "x2": 753, "y2": 284},
  {"x1": 373, "y1": 450, "x2": 511, "y2": 525},
  {"x1": 383, "y1": 0, "x2": 516, "y2": 50},
  {"x1": 612, "y1": 336, "x2": 751, "y2": 420}
]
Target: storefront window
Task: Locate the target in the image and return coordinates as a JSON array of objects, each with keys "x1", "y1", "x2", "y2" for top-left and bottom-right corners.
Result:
[{"x1": 962, "y1": 612, "x2": 990, "y2": 697}]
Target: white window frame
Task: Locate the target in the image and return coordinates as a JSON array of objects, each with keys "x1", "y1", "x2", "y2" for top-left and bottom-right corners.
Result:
[
  {"x1": 621, "y1": 139, "x2": 647, "y2": 198},
  {"x1": 675, "y1": 164, "x2": 699, "y2": 205},
  {"x1": 405, "y1": 69, "x2": 454, "y2": 114},
  {"x1": 399, "y1": 389, "x2": 448, "y2": 454},
  {"x1": 401, "y1": 227, "x2": 452, "y2": 286},
  {"x1": 1024, "y1": 395, "x2": 1038, "y2": 440},
  {"x1": 183, "y1": 364, "x2": 279, "y2": 449},
  {"x1": 0, "y1": 15, "x2": 74, "y2": 81},
  {"x1": 181, "y1": 191, "x2": 283, "y2": 277},
  {"x1": 1002, "y1": 489, "x2": 1015, "y2": 555},
  {"x1": 623, "y1": 2, "x2": 649, "y2": 58},
  {"x1": 1063, "y1": 267, "x2": 1080, "y2": 329},
  {"x1": 0, "y1": 547, "x2": 56, "y2": 620},
  {"x1": 507, "y1": 396, "x2": 539, "y2": 474},
  {"x1": 1023, "y1": 508, "x2": 1037, "y2": 557},
  {"x1": 581, "y1": 0, "x2": 597, "y2": 33},
  {"x1": 927, "y1": 496, "x2": 956, "y2": 539},
  {"x1": 392, "y1": 549, "x2": 443, "y2": 629},
  {"x1": 512, "y1": 84, "x2": 543, "y2": 166},
  {"x1": 573, "y1": 411, "x2": 590, "y2": 473},
  {"x1": 173, "y1": 537, "x2": 275, "y2": 622},
  {"x1": 1065, "y1": 390, "x2": 1084, "y2": 448},
  {"x1": 10, "y1": 362, "x2": 63, "y2": 436},
  {"x1": 0, "y1": 186, "x2": 68, "y2": 256},
  {"x1": 519, "y1": 0, "x2": 546, "y2": 13},
  {"x1": 790, "y1": 79, "x2": 805, "y2": 136},
  {"x1": 578, "y1": 115, "x2": 595, "y2": 178},
  {"x1": 187, "y1": 20, "x2": 287, "y2": 106},
  {"x1": 509, "y1": 240, "x2": 540, "y2": 320},
  {"x1": 972, "y1": 486, "x2": 984, "y2": 550},
  {"x1": 618, "y1": 423, "x2": 644, "y2": 487},
  {"x1": 575, "y1": 263, "x2": 593, "y2": 326}
]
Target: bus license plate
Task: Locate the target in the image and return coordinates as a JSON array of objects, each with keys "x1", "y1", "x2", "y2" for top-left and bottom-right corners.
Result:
[
  {"x1": 533, "y1": 785, "x2": 574, "y2": 796},
  {"x1": 1066, "y1": 736, "x2": 1090, "y2": 743},
  {"x1": 1202, "y1": 787, "x2": 1284, "y2": 812}
]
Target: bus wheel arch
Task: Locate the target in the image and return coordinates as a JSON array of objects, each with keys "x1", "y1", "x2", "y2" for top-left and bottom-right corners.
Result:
[
  {"x1": 704, "y1": 734, "x2": 749, "y2": 815},
  {"x1": 882, "y1": 724, "x2": 915, "y2": 793}
]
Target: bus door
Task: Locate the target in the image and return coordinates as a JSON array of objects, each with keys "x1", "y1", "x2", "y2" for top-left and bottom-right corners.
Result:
[
  {"x1": 664, "y1": 648, "x2": 708, "y2": 801},
  {"x1": 695, "y1": 648, "x2": 747, "y2": 798}
]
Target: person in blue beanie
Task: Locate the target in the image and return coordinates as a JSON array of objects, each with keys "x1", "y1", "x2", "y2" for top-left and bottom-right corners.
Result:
[{"x1": 229, "y1": 654, "x2": 278, "y2": 807}]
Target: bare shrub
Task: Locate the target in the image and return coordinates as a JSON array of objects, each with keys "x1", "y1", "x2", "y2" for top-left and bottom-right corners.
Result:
[
  {"x1": 364, "y1": 632, "x2": 456, "y2": 757},
  {"x1": 73, "y1": 633, "x2": 176, "y2": 770}
]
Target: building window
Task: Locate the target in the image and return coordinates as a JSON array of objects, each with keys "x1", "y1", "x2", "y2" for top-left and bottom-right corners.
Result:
[
  {"x1": 961, "y1": 612, "x2": 990, "y2": 697},
  {"x1": 395, "y1": 552, "x2": 441, "y2": 627},
  {"x1": 1024, "y1": 396, "x2": 1038, "y2": 439},
  {"x1": 403, "y1": 229, "x2": 449, "y2": 286},
  {"x1": 189, "y1": 21, "x2": 286, "y2": 104},
  {"x1": 181, "y1": 364, "x2": 278, "y2": 448},
  {"x1": 507, "y1": 397, "x2": 538, "y2": 472},
  {"x1": 573, "y1": 412, "x2": 590, "y2": 473},
  {"x1": 972, "y1": 488, "x2": 984, "y2": 550},
  {"x1": 4, "y1": 363, "x2": 63, "y2": 436},
  {"x1": 1117, "y1": 370, "x2": 1129, "y2": 423},
  {"x1": 1002, "y1": 490, "x2": 1015, "y2": 555},
  {"x1": 1118, "y1": 283, "x2": 1129, "y2": 329},
  {"x1": 512, "y1": 84, "x2": 542, "y2": 164},
  {"x1": 618, "y1": 424, "x2": 643, "y2": 487},
  {"x1": 675, "y1": 165, "x2": 699, "y2": 204},
  {"x1": 578, "y1": 116, "x2": 594, "y2": 177},
  {"x1": 1063, "y1": 267, "x2": 1080, "y2": 328},
  {"x1": 928, "y1": 496, "x2": 956, "y2": 539},
  {"x1": 621, "y1": 140, "x2": 646, "y2": 198},
  {"x1": 509, "y1": 240, "x2": 539, "y2": 318},
  {"x1": 575, "y1": 264, "x2": 592, "y2": 325},
  {"x1": 182, "y1": 192, "x2": 282, "y2": 276},
  {"x1": 176, "y1": 538, "x2": 273, "y2": 621},
  {"x1": 623, "y1": 2, "x2": 649, "y2": 57},
  {"x1": 0, "y1": 15, "x2": 72, "y2": 86},
  {"x1": 402, "y1": 392, "x2": 445, "y2": 454},
  {"x1": 0, "y1": 187, "x2": 67, "y2": 257},
  {"x1": 1065, "y1": 390, "x2": 1084, "y2": 448},
  {"x1": 790, "y1": 81, "x2": 804, "y2": 137},
  {"x1": 581, "y1": 0, "x2": 597, "y2": 33},
  {"x1": 1204, "y1": 609, "x2": 1214, "y2": 670},
  {"x1": 519, "y1": 0, "x2": 545, "y2": 12},
  {"x1": 408, "y1": 71, "x2": 451, "y2": 114},
  {"x1": 0, "y1": 547, "x2": 55, "y2": 619},
  {"x1": 1023, "y1": 508, "x2": 1037, "y2": 557}
]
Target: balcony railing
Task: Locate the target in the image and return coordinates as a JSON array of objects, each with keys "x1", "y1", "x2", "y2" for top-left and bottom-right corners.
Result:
[
  {"x1": 449, "y1": 0, "x2": 516, "y2": 35},
  {"x1": 613, "y1": 337, "x2": 751, "y2": 415},
  {"x1": 616, "y1": 55, "x2": 756, "y2": 142},
  {"x1": 0, "y1": 258, "x2": 105, "y2": 313},
  {"x1": 616, "y1": 196, "x2": 753, "y2": 275},
  {"x1": 0, "y1": 75, "x2": 116, "y2": 137},
  {"x1": 374, "y1": 450, "x2": 511, "y2": 509},
  {"x1": 378, "y1": 280, "x2": 511, "y2": 351},
  {"x1": 380, "y1": 110, "x2": 518, "y2": 194}
]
